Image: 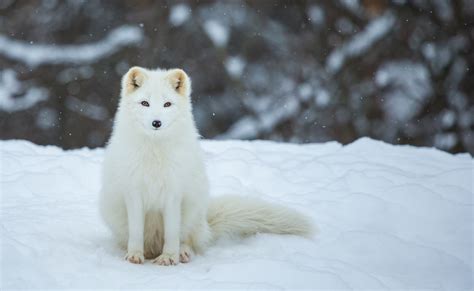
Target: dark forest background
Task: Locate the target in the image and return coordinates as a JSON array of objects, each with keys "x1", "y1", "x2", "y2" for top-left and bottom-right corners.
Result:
[{"x1": 1, "y1": 0, "x2": 473, "y2": 154}]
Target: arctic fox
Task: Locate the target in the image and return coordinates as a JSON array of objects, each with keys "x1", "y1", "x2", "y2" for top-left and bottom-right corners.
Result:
[{"x1": 99, "y1": 66, "x2": 313, "y2": 265}]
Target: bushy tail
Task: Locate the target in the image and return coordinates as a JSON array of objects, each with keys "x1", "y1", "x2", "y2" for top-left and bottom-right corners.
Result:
[{"x1": 207, "y1": 195, "x2": 315, "y2": 240}]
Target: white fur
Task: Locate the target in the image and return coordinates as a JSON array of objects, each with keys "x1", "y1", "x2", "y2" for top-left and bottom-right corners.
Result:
[{"x1": 99, "y1": 67, "x2": 314, "y2": 265}]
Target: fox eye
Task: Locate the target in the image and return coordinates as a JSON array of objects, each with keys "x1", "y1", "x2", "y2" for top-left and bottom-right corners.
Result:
[
  {"x1": 164, "y1": 102, "x2": 172, "y2": 107},
  {"x1": 141, "y1": 101, "x2": 149, "y2": 107}
]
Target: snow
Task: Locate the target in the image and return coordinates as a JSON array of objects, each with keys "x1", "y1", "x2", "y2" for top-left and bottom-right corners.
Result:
[
  {"x1": 422, "y1": 36, "x2": 468, "y2": 75},
  {"x1": 315, "y1": 89, "x2": 330, "y2": 107},
  {"x1": 339, "y1": 0, "x2": 362, "y2": 13},
  {"x1": 441, "y1": 110, "x2": 456, "y2": 128},
  {"x1": 326, "y1": 12, "x2": 395, "y2": 74},
  {"x1": 0, "y1": 25, "x2": 143, "y2": 67},
  {"x1": 435, "y1": 132, "x2": 458, "y2": 150},
  {"x1": 203, "y1": 20, "x2": 229, "y2": 47},
  {"x1": 224, "y1": 56, "x2": 245, "y2": 78},
  {"x1": 336, "y1": 18, "x2": 357, "y2": 35},
  {"x1": 57, "y1": 66, "x2": 95, "y2": 84},
  {"x1": 65, "y1": 96, "x2": 108, "y2": 121},
  {"x1": 220, "y1": 96, "x2": 301, "y2": 140},
  {"x1": 218, "y1": 116, "x2": 259, "y2": 140},
  {"x1": 297, "y1": 83, "x2": 313, "y2": 102},
  {"x1": 0, "y1": 69, "x2": 48, "y2": 112},
  {"x1": 433, "y1": 0, "x2": 454, "y2": 22},
  {"x1": 307, "y1": 5, "x2": 325, "y2": 26},
  {"x1": 375, "y1": 61, "x2": 432, "y2": 122},
  {"x1": 1, "y1": 138, "x2": 472, "y2": 289},
  {"x1": 169, "y1": 4, "x2": 191, "y2": 27},
  {"x1": 35, "y1": 107, "x2": 57, "y2": 130}
]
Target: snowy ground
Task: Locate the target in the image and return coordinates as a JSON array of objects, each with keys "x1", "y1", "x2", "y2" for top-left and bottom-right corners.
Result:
[{"x1": 1, "y1": 138, "x2": 472, "y2": 289}]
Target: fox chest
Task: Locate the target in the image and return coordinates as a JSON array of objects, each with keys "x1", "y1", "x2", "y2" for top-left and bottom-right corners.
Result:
[{"x1": 127, "y1": 154, "x2": 183, "y2": 209}]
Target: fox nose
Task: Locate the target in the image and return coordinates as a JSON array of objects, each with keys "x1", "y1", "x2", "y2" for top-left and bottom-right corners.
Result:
[{"x1": 152, "y1": 120, "x2": 162, "y2": 129}]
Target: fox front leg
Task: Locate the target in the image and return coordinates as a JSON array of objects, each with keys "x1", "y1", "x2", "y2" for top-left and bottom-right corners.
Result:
[
  {"x1": 153, "y1": 197, "x2": 180, "y2": 266},
  {"x1": 124, "y1": 194, "x2": 145, "y2": 264}
]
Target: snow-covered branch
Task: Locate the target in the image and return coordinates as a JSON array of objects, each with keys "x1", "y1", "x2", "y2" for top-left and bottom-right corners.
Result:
[
  {"x1": 0, "y1": 25, "x2": 143, "y2": 67},
  {"x1": 326, "y1": 12, "x2": 395, "y2": 74},
  {"x1": 0, "y1": 69, "x2": 48, "y2": 112}
]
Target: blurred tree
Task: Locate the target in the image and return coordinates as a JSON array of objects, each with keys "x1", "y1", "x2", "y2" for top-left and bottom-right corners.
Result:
[{"x1": 0, "y1": 0, "x2": 472, "y2": 153}]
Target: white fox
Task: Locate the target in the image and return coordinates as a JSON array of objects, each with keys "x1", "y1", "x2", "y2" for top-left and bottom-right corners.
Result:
[{"x1": 99, "y1": 67, "x2": 314, "y2": 265}]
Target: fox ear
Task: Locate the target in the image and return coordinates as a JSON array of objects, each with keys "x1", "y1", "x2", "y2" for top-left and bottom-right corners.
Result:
[
  {"x1": 166, "y1": 69, "x2": 191, "y2": 97},
  {"x1": 122, "y1": 66, "x2": 147, "y2": 95}
]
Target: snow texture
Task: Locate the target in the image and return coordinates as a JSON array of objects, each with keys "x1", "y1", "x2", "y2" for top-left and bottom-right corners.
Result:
[
  {"x1": 0, "y1": 25, "x2": 143, "y2": 67},
  {"x1": 1, "y1": 138, "x2": 472, "y2": 289}
]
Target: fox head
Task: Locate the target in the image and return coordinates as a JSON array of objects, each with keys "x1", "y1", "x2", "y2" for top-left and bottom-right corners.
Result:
[{"x1": 118, "y1": 67, "x2": 193, "y2": 137}]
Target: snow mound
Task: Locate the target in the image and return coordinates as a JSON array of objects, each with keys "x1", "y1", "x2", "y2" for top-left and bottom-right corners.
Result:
[{"x1": 1, "y1": 138, "x2": 472, "y2": 289}]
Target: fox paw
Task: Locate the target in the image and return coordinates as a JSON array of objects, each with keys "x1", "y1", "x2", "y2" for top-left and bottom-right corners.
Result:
[
  {"x1": 152, "y1": 253, "x2": 179, "y2": 266},
  {"x1": 125, "y1": 251, "x2": 144, "y2": 264},
  {"x1": 179, "y1": 244, "x2": 194, "y2": 263}
]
